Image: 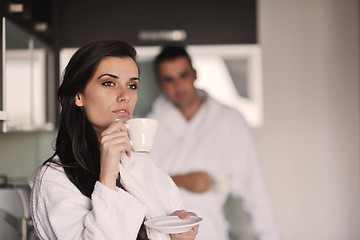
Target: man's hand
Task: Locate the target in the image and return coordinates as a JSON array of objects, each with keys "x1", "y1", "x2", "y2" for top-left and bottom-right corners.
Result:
[{"x1": 172, "y1": 171, "x2": 213, "y2": 193}]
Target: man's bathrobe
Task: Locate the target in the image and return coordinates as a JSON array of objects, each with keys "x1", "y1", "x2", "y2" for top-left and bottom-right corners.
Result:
[
  {"x1": 30, "y1": 153, "x2": 182, "y2": 240},
  {"x1": 147, "y1": 90, "x2": 280, "y2": 240}
]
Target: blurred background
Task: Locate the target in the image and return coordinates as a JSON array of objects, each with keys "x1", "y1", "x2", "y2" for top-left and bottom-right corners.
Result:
[{"x1": 0, "y1": 0, "x2": 359, "y2": 240}]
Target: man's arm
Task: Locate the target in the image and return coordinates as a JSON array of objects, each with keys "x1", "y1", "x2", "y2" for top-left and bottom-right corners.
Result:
[{"x1": 171, "y1": 171, "x2": 213, "y2": 193}]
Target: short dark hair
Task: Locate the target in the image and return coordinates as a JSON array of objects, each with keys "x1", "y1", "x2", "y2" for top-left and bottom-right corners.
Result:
[{"x1": 154, "y1": 45, "x2": 193, "y2": 75}]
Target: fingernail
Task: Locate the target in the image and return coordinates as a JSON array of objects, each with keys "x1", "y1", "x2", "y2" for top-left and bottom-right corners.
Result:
[{"x1": 115, "y1": 119, "x2": 121, "y2": 122}]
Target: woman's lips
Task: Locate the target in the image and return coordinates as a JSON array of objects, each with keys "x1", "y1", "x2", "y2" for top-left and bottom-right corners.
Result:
[{"x1": 113, "y1": 109, "x2": 129, "y2": 117}]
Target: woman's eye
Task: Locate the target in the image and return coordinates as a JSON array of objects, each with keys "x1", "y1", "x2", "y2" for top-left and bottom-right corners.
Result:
[
  {"x1": 128, "y1": 84, "x2": 138, "y2": 90},
  {"x1": 102, "y1": 81, "x2": 115, "y2": 87}
]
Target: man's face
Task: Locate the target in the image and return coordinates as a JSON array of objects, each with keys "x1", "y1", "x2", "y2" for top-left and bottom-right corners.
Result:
[{"x1": 157, "y1": 57, "x2": 197, "y2": 110}]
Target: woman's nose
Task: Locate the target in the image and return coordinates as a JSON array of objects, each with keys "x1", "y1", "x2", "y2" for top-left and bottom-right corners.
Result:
[{"x1": 116, "y1": 87, "x2": 130, "y2": 102}]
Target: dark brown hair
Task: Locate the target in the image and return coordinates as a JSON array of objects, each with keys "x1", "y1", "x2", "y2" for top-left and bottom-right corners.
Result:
[{"x1": 46, "y1": 40, "x2": 148, "y2": 239}]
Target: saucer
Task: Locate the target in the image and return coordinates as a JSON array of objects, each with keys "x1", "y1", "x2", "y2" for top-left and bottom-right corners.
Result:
[{"x1": 144, "y1": 215, "x2": 202, "y2": 234}]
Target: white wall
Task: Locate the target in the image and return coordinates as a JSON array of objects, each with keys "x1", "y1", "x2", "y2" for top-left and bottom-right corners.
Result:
[{"x1": 255, "y1": 1, "x2": 360, "y2": 239}]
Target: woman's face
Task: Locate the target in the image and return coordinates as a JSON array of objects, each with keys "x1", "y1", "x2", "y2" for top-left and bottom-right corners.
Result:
[{"x1": 75, "y1": 56, "x2": 139, "y2": 134}]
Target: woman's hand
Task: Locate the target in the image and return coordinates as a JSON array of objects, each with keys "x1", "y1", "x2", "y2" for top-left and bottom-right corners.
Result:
[
  {"x1": 170, "y1": 210, "x2": 199, "y2": 240},
  {"x1": 99, "y1": 120, "x2": 131, "y2": 190}
]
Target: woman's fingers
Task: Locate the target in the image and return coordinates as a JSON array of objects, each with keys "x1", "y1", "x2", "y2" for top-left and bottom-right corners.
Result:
[
  {"x1": 101, "y1": 120, "x2": 132, "y2": 156},
  {"x1": 169, "y1": 210, "x2": 199, "y2": 239},
  {"x1": 188, "y1": 212, "x2": 197, "y2": 217},
  {"x1": 99, "y1": 119, "x2": 134, "y2": 189},
  {"x1": 101, "y1": 119, "x2": 128, "y2": 137},
  {"x1": 170, "y1": 210, "x2": 197, "y2": 219},
  {"x1": 170, "y1": 210, "x2": 189, "y2": 219},
  {"x1": 170, "y1": 226, "x2": 199, "y2": 240},
  {"x1": 101, "y1": 130, "x2": 128, "y2": 144}
]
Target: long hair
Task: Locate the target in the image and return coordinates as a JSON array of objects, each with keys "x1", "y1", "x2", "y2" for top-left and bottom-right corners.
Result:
[{"x1": 46, "y1": 40, "x2": 148, "y2": 239}]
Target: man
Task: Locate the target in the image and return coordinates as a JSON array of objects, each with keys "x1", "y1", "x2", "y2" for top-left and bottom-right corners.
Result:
[{"x1": 146, "y1": 45, "x2": 280, "y2": 240}]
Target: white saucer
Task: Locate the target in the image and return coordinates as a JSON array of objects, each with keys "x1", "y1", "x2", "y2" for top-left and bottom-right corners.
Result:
[{"x1": 144, "y1": 215, "x2": 202, "y2": 234}]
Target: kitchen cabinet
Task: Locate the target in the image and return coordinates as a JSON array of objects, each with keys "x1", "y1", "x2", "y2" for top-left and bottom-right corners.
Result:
[
  {"x1": 0, "y1": 17, "x2": 56, "y2": 132},
  {"x1": 58, "y1": 0, "x2": 257, "y2": 48}
]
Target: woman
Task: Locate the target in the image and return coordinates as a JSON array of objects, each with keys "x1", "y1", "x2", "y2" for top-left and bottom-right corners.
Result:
[{"x1": 30, "y1": 40, "x2": 199, "y2": 240}]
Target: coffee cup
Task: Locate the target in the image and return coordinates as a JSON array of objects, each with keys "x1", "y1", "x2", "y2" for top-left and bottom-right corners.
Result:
[{"x1": 125, "y1": 118, "x2": 158, "y2": 153}]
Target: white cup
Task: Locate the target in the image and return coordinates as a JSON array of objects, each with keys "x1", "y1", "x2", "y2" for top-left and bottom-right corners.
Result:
[{"x1": 125, "y1": 118, "x2": 158, "y2": 153}]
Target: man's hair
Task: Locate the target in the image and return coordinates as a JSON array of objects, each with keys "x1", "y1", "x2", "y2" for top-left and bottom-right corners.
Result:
[{"x1": 154, "y1": 45, "x2": 193, "y2": 75}]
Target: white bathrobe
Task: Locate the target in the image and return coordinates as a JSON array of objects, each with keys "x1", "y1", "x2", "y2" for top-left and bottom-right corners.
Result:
[
  {"x1": 147, "y1": 90, "x2": 280, "y2": 240},
  {"x1": 31, "y1": 153, "x2": 182, "y2": 240}
]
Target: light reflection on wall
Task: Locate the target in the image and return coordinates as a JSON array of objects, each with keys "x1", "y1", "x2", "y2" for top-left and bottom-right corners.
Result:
[
  {"x1": 5, "y1": 49, "x2": 47, "y2": 130},
  {"x1": 187, "y1": 45, "x2": 263, "y2": 128}
]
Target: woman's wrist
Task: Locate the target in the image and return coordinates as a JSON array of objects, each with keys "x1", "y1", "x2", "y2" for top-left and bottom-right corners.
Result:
[{"x1": 99, "y1": 174, "x2": 117, "y2": 190}]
